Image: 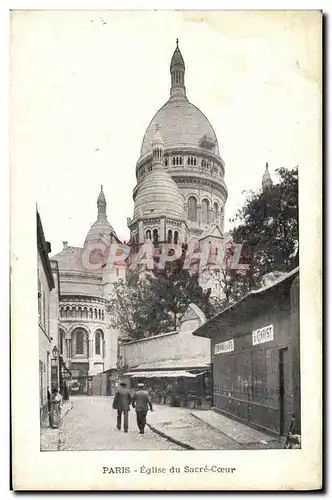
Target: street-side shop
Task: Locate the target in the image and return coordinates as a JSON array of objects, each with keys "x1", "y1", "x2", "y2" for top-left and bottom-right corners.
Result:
[
  {"x1": 119, "y1": 304, "x2": 212, "y2": 409},
  {"x1": 193, "y1": 268, "x2": 300, "y2": 436}
]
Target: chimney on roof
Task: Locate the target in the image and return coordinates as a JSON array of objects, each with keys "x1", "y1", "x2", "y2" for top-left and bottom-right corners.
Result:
[{"x1": 63, "y1": 241, "x2": 68, "y2": 250}]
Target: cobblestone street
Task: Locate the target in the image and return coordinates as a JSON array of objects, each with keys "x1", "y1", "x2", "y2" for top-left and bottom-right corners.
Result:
[{"x1": 59, "y1": 396, "x2": 183, "y2": 451}]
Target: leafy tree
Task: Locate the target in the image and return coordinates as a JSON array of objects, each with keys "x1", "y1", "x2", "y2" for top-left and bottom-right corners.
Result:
[
  {"x1": 202, "y1": 240, "x2": 253, "y2": 310},
  {"x1": 108, "y1": 260, "x2": 213, "y2": 341},
  {"x1": 143, "y1": 264, "x2": 212, "y2": 333},
  {"x1": 229, "y1": 166, "x2": 298, "y2": 291},
  {"x1": 108, "y1": 279, "x2": 148, "y2": 341}
]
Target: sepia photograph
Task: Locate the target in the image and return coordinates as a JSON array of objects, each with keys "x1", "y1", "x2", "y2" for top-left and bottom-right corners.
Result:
[{"x1": 11, "y1": 8, "x2": 321, "y2": 490}]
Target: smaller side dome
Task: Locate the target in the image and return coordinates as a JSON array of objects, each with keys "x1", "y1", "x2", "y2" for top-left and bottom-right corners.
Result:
[{"x1": 133, "y1": 128, "x2": 184, "y2": 221}]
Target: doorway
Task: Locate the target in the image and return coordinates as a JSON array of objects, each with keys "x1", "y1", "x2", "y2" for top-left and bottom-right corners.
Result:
[{"x1": 279, "y1": 348, "x2": 288, "y2": 436}]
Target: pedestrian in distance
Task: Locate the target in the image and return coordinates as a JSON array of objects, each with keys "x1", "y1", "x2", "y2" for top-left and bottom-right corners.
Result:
[
  {"x1": 112, "y1": 381, "x2": 131, "y2": 433},
  {"x1": 132, "y1": 382, "x2": 153, "y2": 434},
  {"x1": 47, "y1": 387, "x2": 52, "y2": 427},
  {"x1": 49, "y1": 387, "x2": 62, "y2": 429}
]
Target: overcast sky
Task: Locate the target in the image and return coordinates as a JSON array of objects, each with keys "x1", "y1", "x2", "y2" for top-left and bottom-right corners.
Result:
[{"x1": 11, "y1": 10, "x2": 321, "y2": 254}]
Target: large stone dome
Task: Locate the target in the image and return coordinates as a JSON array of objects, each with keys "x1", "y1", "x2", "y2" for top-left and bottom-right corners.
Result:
[{"x1": 140, "y1": 96, "x2": 220, "y2": 157}]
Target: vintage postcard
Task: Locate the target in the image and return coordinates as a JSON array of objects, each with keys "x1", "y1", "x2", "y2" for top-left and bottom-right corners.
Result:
[{"x1": 10, "y1": 9, "x2": 322, "y2": 491}]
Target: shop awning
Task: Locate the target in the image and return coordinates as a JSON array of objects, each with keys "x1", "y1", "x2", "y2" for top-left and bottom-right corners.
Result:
[{"x1": 123, "y1": 370, "x2": 199, "y2": 378}]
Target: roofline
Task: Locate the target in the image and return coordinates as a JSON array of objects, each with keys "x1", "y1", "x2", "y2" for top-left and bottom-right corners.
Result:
[
  {"x1": 120, "y1": 330, "x2": 179, "y2": 346},
  {"x1": 125, "y1": 365, "x2": 211, "y2": 372},
  {"x1": 37, "y1": 211, "x2": 55, "y2": 290},
  {"x1": 60, "y1": 294, "x2": 108, "y2": 303},
  {"x1": 193, "y1": 266, "x2": 299, "y2": 338}
]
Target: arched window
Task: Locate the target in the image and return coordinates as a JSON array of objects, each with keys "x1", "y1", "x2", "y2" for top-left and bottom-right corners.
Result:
[
  {"x1": 146, "y1": 230, "x2": 151, "y2": 240},
  {"x1": 98, "y1": 309, "x2": 101, "y2": 320},
  {"x1": 72, "y1": 307, "x2": 77, "y2": 318},
  {"x1": 153, "y1": 229, "x2": 158, "y2": 243},
  {"x1": 89, "y1": 307, "x2": 93, "y2": 319},
  {"x1": 94, "y1": 308, "x2": 97, "y2": 319},
  {"x1": 75, "y1": 330, "x2": 84, "y2": 355},
  {"x1": 214, "y1": 202, "x2": 219, "y2": 221},
  {"x1": 179, "y1": 157, "x2": 183, "y2": 165},
  {"x1": 172, "y1": 157, "x2": 175, "y2": 166},
  {"x1": 65, "y1": 307, "x2": 70, "y2": 318},
  {"x1": 202, "y1": 199, "x2": 210, "y2": 225},
  {"x1": 59, "y1": 329, "x2": 65, "y2": 355},
  {"x1": 174, "y1": 231, "x2": 179, "y2": 245},
  {"x1": 167, "y1": 229, "x2": 173, "y2": 243},
  {"x1": 188, "y1": 196, "x2": 197, "y2": 222},
  {"x1": 164, "y1": 158, "x2": 168, "y2": 167},
  {"x1": 187, "y1": 157, "x2": 191, "y2": 166},
  {"x1": 194, "y1": 158, "x2": 197, "y2": 166},
  {"x1": 78, "y1": 307, "x2": 82, "y2": 319},
  {"x1": 102, "y1": 310, "x2": 105, "y2": 321},
  {"x1": 95, "y1": 330, "x2": 103, "y2": 355}
]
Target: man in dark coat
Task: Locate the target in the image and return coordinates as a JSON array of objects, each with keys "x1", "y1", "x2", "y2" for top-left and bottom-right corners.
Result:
[
  {"x1": 132, "y1": 382, "x2": 153, "y2": 434},
  {"x1": 112, "y1": 381, "x2": 131, "y2": 432}
]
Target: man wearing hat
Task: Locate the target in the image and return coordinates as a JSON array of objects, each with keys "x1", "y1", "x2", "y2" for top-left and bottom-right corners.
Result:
[
  {"x1": 112, "y1": 381, "x2": 132, "y2": 433},
  {"x1": 132, "y1": 382, "x2": 153, "y2": 434}
]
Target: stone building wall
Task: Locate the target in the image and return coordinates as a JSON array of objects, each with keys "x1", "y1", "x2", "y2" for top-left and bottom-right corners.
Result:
[{"x1": 119, "y1": 304, "x2": 210, "y2": 370}]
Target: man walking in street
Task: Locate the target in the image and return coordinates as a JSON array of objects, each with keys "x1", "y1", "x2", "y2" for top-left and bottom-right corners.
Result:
[
  {"x1": 132, "y1": 382, "x2": 153, "y2": 434},
  {"x1": 112, "y1": 381, "x2": 131, "y2": 433}
]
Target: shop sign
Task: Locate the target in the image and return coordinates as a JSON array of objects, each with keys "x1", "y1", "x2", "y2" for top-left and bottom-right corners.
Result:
[
  {"x1": 214, "y1": 339, "x2": 234, "y2": 355},
  {"x1": 252, "y1": 324, "x2": 274, "y2": 346}
]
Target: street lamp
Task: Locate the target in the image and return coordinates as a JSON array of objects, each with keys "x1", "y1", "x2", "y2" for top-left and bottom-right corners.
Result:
[
  {"x1": 52, "y1": 346, "x2": 59, "y2": 360},
  {"x1": 51, "y1": 346, "x2": 60, "y2": 392}
]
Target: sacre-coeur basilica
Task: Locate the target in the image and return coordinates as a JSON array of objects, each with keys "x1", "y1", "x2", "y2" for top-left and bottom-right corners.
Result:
[{"x1": 46, "y1": 41, "x2": 272, "y2": 386}]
